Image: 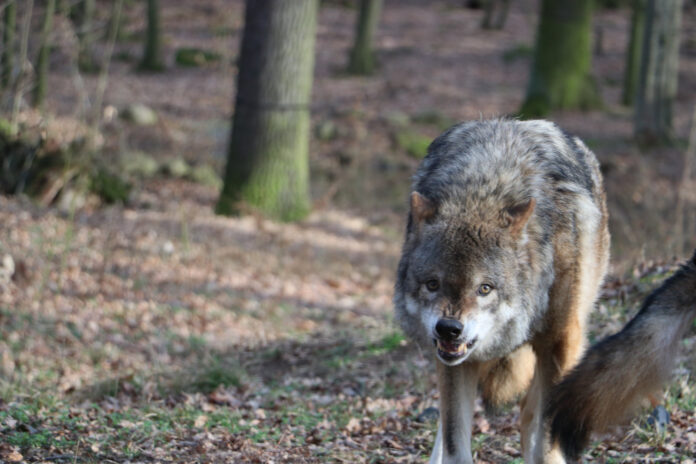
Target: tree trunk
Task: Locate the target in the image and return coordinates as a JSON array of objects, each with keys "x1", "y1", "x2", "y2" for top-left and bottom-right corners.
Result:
[
  {"x1": 140, "y1": 0, "x2": 164, "y2": 71},
  {"x1": 106, "y1": 1, "x2": 124, "y2": 42},
  {"x1": 623, "y1": 0, "x2": 646, "y2": 106},
  {"x1": 1, "y1": 0, "x2": 15, "y2": 89},
  {"x1": 482, "y1": 0, "x2": 510, "y2": 30},
  {"x1": 217, "y1": 0, "x2": 319, "y2": 222},
  {"x1": 347, "y1": 0, "x2": 382, "y2": 75},
  {"x1": 520, "y1": 0, "x2": 599, "y2": 118},
  {"x1": 78, "y1": 0, "x2": 96, "y2": 72},
  {"x1": 634, "y1": 0, "x2": 682, "y2": 142},
  {"x1": 33, "y1": 0, "x2": 56, "y2": 109},
  {"x1": 494, "y1": 0, "x2": 511, "y2": 29}
]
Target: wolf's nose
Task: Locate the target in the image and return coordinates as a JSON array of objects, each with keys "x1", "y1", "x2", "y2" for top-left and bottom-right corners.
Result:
[{"x1": 435, "y1": 318, "x2": 463, "y2": 340}]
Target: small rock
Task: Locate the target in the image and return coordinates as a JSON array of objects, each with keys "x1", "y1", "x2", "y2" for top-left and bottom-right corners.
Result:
[
  {"x1": 416, "y1": 406, "x2": 439, "y2": 423},
  {"x1": 121, "y1": 103, "x2": 158, "y2": 126},
  {"x1": 57, "y1": 188, "x2": 87, "y2": 214},
  {"x1": 647, "y1": 405, "x2": 670, "y2": 432},
  {"x1": 164, "y1": 157, "x2": 190, "y2": 178},
  {"x1": 0, "y1": 254, "x2": 14, "y2": 283},
  {"x1": 162, "y1": 241, "x2": 175, "y2": 255},
  {"x1": 120, "y1": 151, "x2": 159, "y2": 177},
  {"x1": 315, "y1": 121, "x2": 337, "y2": 141},
  {"x1": 191, "y1": 164, "x2": 222, "y2": 189}
]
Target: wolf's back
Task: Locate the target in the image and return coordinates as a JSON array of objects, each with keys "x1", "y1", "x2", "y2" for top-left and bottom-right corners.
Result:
[{"x1": 546, "y1": 251, "x2": 696, "y2": 460}]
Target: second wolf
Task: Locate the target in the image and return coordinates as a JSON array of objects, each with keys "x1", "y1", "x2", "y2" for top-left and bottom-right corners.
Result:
[{"x1": 394, "y1": 119, "x2": 610, "y2": 463}]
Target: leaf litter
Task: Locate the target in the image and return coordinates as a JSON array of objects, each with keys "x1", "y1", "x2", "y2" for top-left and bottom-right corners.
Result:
[
  {"x1": 2, "y1": 0, "x2": 696, "y2": 461},
  {"x1": 0, "y1": 180, "x2": 694, "y2": 463}
]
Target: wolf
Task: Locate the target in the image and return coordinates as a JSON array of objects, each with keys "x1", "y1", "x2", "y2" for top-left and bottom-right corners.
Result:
[
  {"x1": 546, "y1": 250, "x2": 696, "y2": 461},
  {"x1": 393, "y1": 119, "x2": 610, "y2": 463}
]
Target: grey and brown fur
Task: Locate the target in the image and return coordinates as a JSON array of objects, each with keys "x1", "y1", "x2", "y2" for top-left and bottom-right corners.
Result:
[
  {"x1": 394, "y1": 119, "x2": 610, "y2": 463},
  {"x1": 547, "y1": 250, "x2": 696, "y2": 461}
]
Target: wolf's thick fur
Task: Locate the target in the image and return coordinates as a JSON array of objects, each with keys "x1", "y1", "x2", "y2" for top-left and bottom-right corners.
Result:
[
  {"x1": 394, "y1": 119, "x2": 610, "y2": 463},
  {"x1": 547, "y1": 251, "x2": 696, "y2": 460}
]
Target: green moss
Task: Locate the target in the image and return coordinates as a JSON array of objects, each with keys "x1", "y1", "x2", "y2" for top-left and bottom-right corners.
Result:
[
  {"x1": 411, "y1": 110, "x2": 456, "y2": 130},
  {"x1": 394, "y1": 129, "x2": 432, "y2": 158},
  {"x1": 219, "y1": 111, "x2": 311, "y2": 222},
  {"x1": 346, "y1": 0, "x2": 382, "y2": 75},
  {"x1": 190, "y1": 164, "x2": 222, "y2": 189},
  {"x1": 214, "y1": 194, "x2": 239, "y2": 216},
  {"x1": 184, "y1": 358, "x2": 245, "y2": 394},
  {"x1": 90, "y1": 168, "x2": 131, "y2": 203},
  {"x1": 174, "y1": 47, "x2": 222, "y2": 67},
  {"x1": 163, "y1": 157, "x2": 190, "y2": 178},
  {"x1": 119, "y1": 151, "x2": 159, "y2": 177},
  {"x1": 519, "y1": 94, "x2": 551, "y2": 119},
  {"x1": 502, "y1": 44, "x2": 533, "y2": 63},
  {"x1": 520, "y1": 0, "x2": 600, "y2": 116}
]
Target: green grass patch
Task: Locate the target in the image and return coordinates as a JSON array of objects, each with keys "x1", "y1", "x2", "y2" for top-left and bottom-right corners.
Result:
[
  {"x1": 185, "y1": 357, "x2": 245, "y2": 393},
  {"x1": 411, "y1": 110, "x2": 456, "y2": 131},
  {"x1": 175, "y1": 47, "x2": 223, "y2": 67},
  {"x1": 90, "y1": 167, "x2": 132, "y2": 204},
  {"x1": 502, "y1": 44, "x2": 533, "y2": 63},
  {"x1": 394, "y1": 130, "x2": 432, "y2": 159},
  {"x1": 366, "y1": 331, "x2": 406, "y2": 356}
]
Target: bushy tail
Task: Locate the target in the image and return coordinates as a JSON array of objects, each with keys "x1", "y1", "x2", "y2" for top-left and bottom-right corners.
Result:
[{"x1": 546, "y1": 250, "x2": 696, "y2": 460}]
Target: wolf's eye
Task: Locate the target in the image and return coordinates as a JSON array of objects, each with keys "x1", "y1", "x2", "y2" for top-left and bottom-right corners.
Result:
[
  {"x1": 478, "y1": 284, "x2": 493, "y2": 296},
  {"x1": 425, "y1": 279, "x2": 440, "y2": 292}
]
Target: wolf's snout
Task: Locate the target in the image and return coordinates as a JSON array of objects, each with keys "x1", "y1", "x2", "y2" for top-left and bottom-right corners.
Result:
[{"x1": 435, "y1": 318, "x2": 463, "y2": 340}]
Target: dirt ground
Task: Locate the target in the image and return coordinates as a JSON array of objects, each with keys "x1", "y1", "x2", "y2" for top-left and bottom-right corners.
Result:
[
  {"x1": 39, "y1": 0, "x2": 696, "y2": 268},
  {"x1": 2, "y1": 0, "x2": 696, "y2": 462}
]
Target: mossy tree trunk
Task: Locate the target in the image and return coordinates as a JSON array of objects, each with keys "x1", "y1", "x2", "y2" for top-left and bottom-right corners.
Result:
[
  {"x1": 634, "y1": 0, "x2": 682, "y2": 143},
  {"x1": 217, "y1": 0, "x2": 319, "y2": 222},
  {"x1": 1, "y1": 0, "x2": 16, "y2": 89},
  {"x1": 481, "y1": 0, "x2": 511, "y2": 30},
  {"x1": 520, "y1": 0, "x2": 599, "y2": 118},
  {"x1": 77, "y1": 0, "x2": 96, "y2": 71},
  {"x1": 347, "y1": 0, "x2": 382, "y2": 75},
  {"x1": 33, "y1": 0, "x2": 55, "y2": 109},
  {"x1": 140, "y1": 0, "x2": 164, "y2": 71},
  {"x1": 622, "y1": 0, "x2": 646, "y2": 105}
]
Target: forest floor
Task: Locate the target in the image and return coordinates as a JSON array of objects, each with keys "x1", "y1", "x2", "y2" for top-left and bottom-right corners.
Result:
[{"x1": 2, "y1": 0, "x2": 696, "y2": 462}]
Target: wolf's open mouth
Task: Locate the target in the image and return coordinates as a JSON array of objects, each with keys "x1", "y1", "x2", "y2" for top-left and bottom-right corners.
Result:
[{"x1": 434, "y1": 339, "x2": 477, "y2": 362}]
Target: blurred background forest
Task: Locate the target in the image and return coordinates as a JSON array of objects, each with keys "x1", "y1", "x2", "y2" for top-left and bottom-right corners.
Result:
[{"x1": 1, "y1": 0, "x2": 696, "y2": 462}]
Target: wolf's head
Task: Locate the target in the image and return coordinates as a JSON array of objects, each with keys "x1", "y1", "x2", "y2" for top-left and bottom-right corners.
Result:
[{"x1": 394, "y1": 190, "x2": 541, "y2": 366}]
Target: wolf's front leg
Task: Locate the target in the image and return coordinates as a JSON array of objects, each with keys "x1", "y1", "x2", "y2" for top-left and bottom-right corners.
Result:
[
  {"x1": 431, "y1": 361, "x2": 478, "y2": 464},
  {"x1": 520, "y1": 358, "x2": 567, "y2": 464}
]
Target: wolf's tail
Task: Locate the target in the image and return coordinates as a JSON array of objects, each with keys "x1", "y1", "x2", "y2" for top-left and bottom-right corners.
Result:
[{"x1": 546, "y1": 250, "x2": 696, "y2": 460}]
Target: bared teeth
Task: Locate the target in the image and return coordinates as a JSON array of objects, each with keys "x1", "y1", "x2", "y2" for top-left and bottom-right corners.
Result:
[{"x1": 437, "y1": 340, "x2": 467, "y2": 354}]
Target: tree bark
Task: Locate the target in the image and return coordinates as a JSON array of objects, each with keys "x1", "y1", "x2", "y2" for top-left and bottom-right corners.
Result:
[
  {"x1": 33, "y1": 0, "x2": 56, "y2": 109},
  {"x1": 634, "y1": 0, "x2": 682, "y2": 142},
  {"x1": 347, "y1": 0, "x2": 382, "y2": 75},
  {"x1": 217, "y1": 0, "x2": 319, "y2": 221},
  {"x1": 520, "y1": 0, "x2": 599, "y2": 118},
  {"x1": 140, "y1": 0, "x2": 164, "y2": 71},
  {"x1": 481, "y1": 0, "x2": 510, "y2": 30},
  {"x1": 1, "y1": 0, "x2": 16, "y2": 89},
  {"x1": 622, "y1": 0, "x2": 646, "y2": 105}
]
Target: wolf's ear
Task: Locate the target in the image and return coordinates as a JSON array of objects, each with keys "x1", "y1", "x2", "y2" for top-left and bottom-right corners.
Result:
[
  {"x1": 410, "y1": 191, "x2": 436, "y2": 227},
  {"x1": 504, "y1": 198, "x2": 535, "y2": 237}
]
